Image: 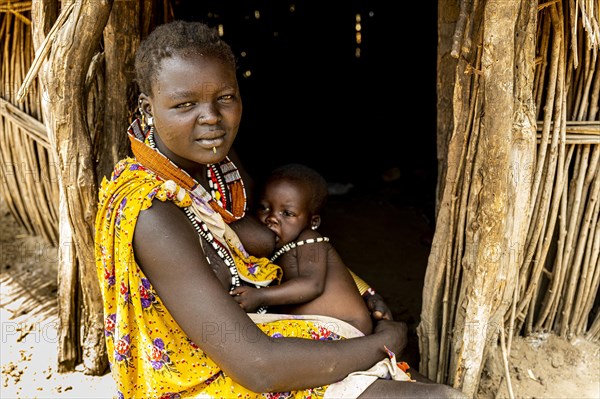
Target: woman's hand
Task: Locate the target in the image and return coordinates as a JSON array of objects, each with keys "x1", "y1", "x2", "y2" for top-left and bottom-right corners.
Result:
[
  {"x1": 364, "y1": 291, "x2": 394, "y2": 321},
  {"x1": 372, "y1": 319, "x2": 408, "y2": 357}
]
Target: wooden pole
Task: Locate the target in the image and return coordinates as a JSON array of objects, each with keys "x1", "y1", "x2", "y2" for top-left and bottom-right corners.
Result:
[
  {"x1": 96, "y1": 0, "x2": 140, "y2": 182},
  {"x1": 28, "y1": 0, "x2": 114, "y2": 375},
  {"x1": 29, "y1": 0, "x2": 82, "y2": 372}
]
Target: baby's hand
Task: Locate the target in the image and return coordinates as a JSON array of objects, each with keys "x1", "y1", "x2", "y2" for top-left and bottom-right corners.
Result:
[
  {"x1": 364, "y1": 291, "x2": 394, "y2": 321},
  {"x1": 230, "y1": 286, "x2": 265, "y2": 312}
]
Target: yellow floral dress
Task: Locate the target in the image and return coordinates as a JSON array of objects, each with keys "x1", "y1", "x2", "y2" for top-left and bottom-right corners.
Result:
[{"x1": 95, "y1": 157, "x2": 342, "y2": 399}]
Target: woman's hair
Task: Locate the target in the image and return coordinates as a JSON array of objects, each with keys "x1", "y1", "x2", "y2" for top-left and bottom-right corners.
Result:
[
  {"x1": 134, "y1": 20, "x2": 237, "y2": 96},
  {"x1": 267, "y1": 163, "x2": 329, "y2": 214}
]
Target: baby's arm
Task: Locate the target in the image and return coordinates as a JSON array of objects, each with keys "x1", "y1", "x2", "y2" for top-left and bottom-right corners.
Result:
[{"x1": 231, "y1": 230, "x2": 327, "y2": 310}]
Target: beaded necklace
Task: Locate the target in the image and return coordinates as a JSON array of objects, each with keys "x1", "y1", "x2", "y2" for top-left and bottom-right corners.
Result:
[
  {"x1": 181, "y1": 185, "x2": 267, "y2": 314},
  {"x1": 270, "y1": 237, "x2": 330, "y2": 262},
  {"x1": 145, "y1": 129, "x2": 245, "y2": 220},
  {"x1": 131, "y1": 121, "x2": 247, "y2": 224},
  {"x1": 182, "y1": 207, "x2": 240, "y2": 288},
  {"x1": 145, "y1": 128, "x2": 243, "y2": 288}
]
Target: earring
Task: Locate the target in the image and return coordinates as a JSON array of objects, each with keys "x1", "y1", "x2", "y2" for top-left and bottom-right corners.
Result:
[
  {"x1": 311, "y1": 225, "x2": 317, "y2": 230},
  {"x1": 138, "y1": 99, "x2": 154, "y2": 128},
  {"x1": 138, "y1": 100, "x2": 147, "y2": 130}
]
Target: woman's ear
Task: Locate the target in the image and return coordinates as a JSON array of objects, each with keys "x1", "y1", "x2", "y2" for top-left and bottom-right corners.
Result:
[
  {"x1": 138, "y1": 93, "x2": 152, "y2": 116},
  {"x1": 310, "y1": 215, "x2": 321, "y2": 230}
]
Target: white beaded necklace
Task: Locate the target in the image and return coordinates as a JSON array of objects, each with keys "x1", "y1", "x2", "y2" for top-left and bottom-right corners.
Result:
[
  {"x1": 183, "y1": 207, "x2": 241, "y2": 288},
  {"x1": 148, "y1": 129, "x2": 242, "y2": 290},
  {"x1": 270, "y1": 237, "x2": 330, "y2": 262}
]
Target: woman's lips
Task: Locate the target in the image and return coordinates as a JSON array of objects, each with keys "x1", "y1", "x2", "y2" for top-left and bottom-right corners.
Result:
[{"x1": 195, "y1": 135, "x2": 225, "y2": 148}]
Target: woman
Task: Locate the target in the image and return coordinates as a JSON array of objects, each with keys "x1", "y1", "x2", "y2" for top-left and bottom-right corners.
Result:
[{"x1": 95, "y1": 20, "x2": 465, "y2": 399}]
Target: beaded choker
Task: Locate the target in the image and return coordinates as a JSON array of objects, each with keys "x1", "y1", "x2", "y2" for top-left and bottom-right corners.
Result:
[
  {"x1": 128, "y1": 119, "x2": 246, "y2": 224},
  {"x1": 270, "y1": 237, "x2": 330, "y2": 262}
]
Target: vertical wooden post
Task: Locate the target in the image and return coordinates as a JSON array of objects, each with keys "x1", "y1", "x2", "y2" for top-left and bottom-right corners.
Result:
[
  {"x1": 449, "y1": 2, "x2": 535, "y2": 393},
  {"x1": 97, "y1": 0, "x2": 140, "y2": 181},
  {"x1": 31, "y1": 0, "x2": 79, "y2": 372},
  {"x1": 420, "y1": 1, "x2": 537, "y2": 395},
  {"x1": 31, "y1": 0, "x2": 114, "y2": 375}
]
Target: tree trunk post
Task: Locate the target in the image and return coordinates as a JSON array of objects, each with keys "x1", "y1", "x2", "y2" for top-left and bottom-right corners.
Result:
[
  {"x1": 97, "y1": 0, "x2": 140, "y2": 182},
  {"x1": 448, "y1": 1, "x2": 535, "y2": 395},
  {"x1": 420, "y1": 1, "x2": 538, "y2": 396},
  {"x1": 33, "y1": 0, "x2": 114, "y2": 375}
]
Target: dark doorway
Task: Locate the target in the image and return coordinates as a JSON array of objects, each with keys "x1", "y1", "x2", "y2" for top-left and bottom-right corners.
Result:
[{"x1": 173, "y1": 1, "x2": 437, "y2": 183}]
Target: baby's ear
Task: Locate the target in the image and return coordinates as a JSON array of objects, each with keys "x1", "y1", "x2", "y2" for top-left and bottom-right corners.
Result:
[{"x1": 310, "y1": 215, "x2": 321, "y2": 231}]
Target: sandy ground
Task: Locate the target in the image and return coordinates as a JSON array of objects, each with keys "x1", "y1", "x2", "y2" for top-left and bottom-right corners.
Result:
[
  {"x1": 478, "y1": 332, "x2": 600, "y2": 398},
  {"x1": 0, "y1": 198, "x2": 114, "y2": 398},
  {"x1": 1, "y1": 191, "x2": 599, "y2": 398}
]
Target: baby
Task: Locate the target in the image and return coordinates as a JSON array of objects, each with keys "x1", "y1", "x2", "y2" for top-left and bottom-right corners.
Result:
[{"x1": 230, "y1": 163, "x2": 372, "y2": 335}]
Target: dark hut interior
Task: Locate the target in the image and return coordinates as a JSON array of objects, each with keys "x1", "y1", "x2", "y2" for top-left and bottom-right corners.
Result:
[{"x1": 175, "y1": 1, "x2": 438, "y2": 184}]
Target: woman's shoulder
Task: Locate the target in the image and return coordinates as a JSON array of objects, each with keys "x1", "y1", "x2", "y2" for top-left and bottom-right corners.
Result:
[
  {"x1": 134, "y1": 198, "x2": 192, "y2": 240},
  {"x1": 98, "y1": 158, "x2": 192, "y2": 212}
]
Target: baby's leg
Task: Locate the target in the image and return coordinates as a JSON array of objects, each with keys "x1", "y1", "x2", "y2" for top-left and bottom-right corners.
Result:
[{"x1": 358, "y1": 379, "x2": 468, "y2": 399}]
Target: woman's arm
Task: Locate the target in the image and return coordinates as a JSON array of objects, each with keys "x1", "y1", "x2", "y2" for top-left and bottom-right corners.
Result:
[{"x1": 134, "y1": 200, "x2": 407, "y2": 393}]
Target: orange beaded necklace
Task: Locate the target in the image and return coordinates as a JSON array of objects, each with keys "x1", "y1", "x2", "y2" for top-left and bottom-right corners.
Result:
[{"x1": 127, "y1": 119, "x2": 246, "y2": 223}]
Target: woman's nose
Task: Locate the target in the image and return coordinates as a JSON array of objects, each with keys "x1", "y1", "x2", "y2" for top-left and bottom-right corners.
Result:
[{"x1": 196, "y1": 105, "x2": 219, "y2": 124}]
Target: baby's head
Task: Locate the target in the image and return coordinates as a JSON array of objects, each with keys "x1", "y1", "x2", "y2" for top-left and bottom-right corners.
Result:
[
  {"x1": 257, "y1": 164, "x2": 328, "y2": 246},
  {"x1": 267, "y1": 164, "x2": 328, "y2": 214}
]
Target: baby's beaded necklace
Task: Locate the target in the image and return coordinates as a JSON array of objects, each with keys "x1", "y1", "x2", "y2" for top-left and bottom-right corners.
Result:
[{"x1": 270, "y1": 237, "x2": 330, "y2": 262}]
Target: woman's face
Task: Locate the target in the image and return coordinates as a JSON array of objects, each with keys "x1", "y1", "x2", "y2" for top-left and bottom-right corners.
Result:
[
  {"x1": 141, "y1": 53, "x2": 242, "y2": 176},
  {"x1": 256, "y1": 179, "x2": 313, "y2": 248}
]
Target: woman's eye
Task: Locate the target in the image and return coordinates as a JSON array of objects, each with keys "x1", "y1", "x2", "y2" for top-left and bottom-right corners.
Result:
[
  {"x1": 283, "y1": 210, "x2": 295, "y2": 217},
  {"x1": 176, "y1": 102, "x2": 194, "y2": 108},
  {"x1": 219, "y1": 94, "x2": 235, "y2": 103}
]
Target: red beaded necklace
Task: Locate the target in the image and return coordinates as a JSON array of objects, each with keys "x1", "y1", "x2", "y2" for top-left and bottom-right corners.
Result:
[{"x1": 127, "y1": 119, "x2": 247, "y2": 223}]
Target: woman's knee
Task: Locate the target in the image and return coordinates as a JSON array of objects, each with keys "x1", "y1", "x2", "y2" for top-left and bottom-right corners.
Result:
[
  {"x1": 431, "y1": 383, "x2": 469, "y2": 399},
  {"x1": 358, "y1": 380, "x2": 468, "y2": 399}
]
